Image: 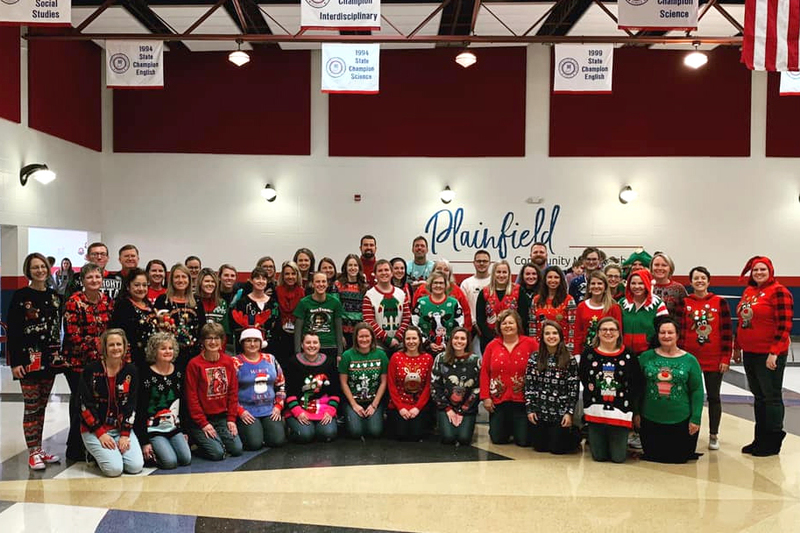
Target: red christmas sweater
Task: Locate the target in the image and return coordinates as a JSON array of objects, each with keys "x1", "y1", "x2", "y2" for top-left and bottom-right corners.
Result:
[
  {"x1": 480, "y1": 335, "x2": 539, "y2": 404},
  {"x1": 387, "y1": 351, "x2": 434, "y2": 411},
  {"x1": 735, "y1": 281, "x2": 794, "y2": 355},
  {"x1": 185, "y1": 353, "x2": 239, "y2": 427},
  {"x1": 530, "y1": 294, "x2": 576, "y2": 353},
  {"x1": 573, "y1": 300, "x2": 623, "y2": 355},
  {"x1": 680, "y1": 293, "x2": 733, "y2": 371}
]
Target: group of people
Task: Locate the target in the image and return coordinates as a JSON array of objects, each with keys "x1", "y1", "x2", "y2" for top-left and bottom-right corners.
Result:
[{"x1": 5, "y1": 236, "x2": 794, "y2": 476}]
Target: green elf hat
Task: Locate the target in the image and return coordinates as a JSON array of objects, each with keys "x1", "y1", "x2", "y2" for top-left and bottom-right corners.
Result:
[{"x1": 622, "y1": 248, "x2": 653, "y2": 268}]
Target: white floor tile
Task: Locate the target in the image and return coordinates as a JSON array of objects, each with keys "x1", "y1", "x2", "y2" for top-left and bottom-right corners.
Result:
[{"x1": 0, "y1": 502, "x2": 108, "y2": 533}]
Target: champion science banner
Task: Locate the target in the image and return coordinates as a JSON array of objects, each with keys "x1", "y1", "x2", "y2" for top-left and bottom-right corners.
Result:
[
  {"x1": 0, "y1": 0, "x2": 70, "y2": 25},
  {"x1": 321, "y1": 43, "x2": 379, "y2": 94},
  {"x1": 618, "y1": 0, "x2": 697, "y2": 30},
  {"x1": 301, "y1": 0, "x2": 380, "y2": 31},
  {"x1": 106, "y1": 41, "x2": 164, "y2": 89},
  {"x1": 553, "y1": 44, "x2": 613, "y2": 94},
  {"x1": 780, "y1": 71, "x2": 800, "y2": 95}
]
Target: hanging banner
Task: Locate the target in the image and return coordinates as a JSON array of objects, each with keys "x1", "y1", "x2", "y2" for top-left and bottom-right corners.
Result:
[
  {"x1": 106, "y1": 41, "x2": 164, "y2": 89},
  {"x1": 0, "y1": 0, "x2": 71, "y2": 26},
  {"x1": 553, "y1": 44, "x2": 613, "y2": 94},
  {"x1": 301, "y1": 0, "x2": 380, "y2": 31},
  {"x1": 618, "y1": 0, "x2": 697, "y2": 31},
  {"x1": 780, "y1": 71, "x2": 800, "y2": 95},
  {"x1": 321, "y1": 43, "x2": 379, "y2": 94}
]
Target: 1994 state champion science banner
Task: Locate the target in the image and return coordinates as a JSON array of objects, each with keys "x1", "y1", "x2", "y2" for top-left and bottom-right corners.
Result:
[
  {"x1": 301, "y1": 0, "x2": 380, "y2": 31},
  {"x1": 553, "y1": 44, "x2": 613, "y2": 94},
  {"x1": 0, "y1": 0, "x2": 70, "y2": 26},
  {"x1": 618, "y1": 0, "x2": 697, "y2": 30},
  {"x1": 322, "y1": 43, "x2": 379, "y2": 94},
  {"x1": 106, "y1": 41, "x2": 164, "y2": 89}
]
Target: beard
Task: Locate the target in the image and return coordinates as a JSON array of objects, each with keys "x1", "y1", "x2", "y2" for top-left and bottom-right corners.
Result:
[{"x1": 362, "y1": 251, "x2": 375, "y2": 259}]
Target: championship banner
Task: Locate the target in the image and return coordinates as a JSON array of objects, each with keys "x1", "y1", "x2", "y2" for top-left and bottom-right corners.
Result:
[
  {"x1": 742, "y1": 0, "x2": 800, "y2": 71},
  {"x1": 106, "y1": 41, "x2": 164, "y2": 89},
  {"x1": 553, "y1": 44, "x2": 613, "y2": 94},
  {"x1": 301, "y1": 0, "x2": 380, "y2": 31},
  {"x1": 0, "y1": 0, "x2": 70, "y2": 26},
  {"x1": 780, "y1": 71, "x2": 800, "y2": 95},
  {"x1": 618, "y1": 0, "x2": 698, "y2": 30},
  {"x1": 321, "y1": 43, "x2": 379, "y2": 94}
]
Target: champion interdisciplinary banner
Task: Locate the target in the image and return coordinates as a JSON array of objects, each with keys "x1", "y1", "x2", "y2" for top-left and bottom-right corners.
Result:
[
  {"x1": 618, "y1": 0, "x2": 697, "y2": 30},
  {"x1": 780, "y1": 72, "x2": 800, "y2": 95},
  {"x1": 553, "y1": 44, "x2": 613, "y2": 94},
  {"x1": 301, "y1": 0, "x2": 380, "y2": 31},
  {"x1": 0, "y1": 0, "x2": 70, "y2": 26},
  {"x1": 322, "y1": 43, "x2": 379, "y2": 94},
  {"x1": 106, "y1": 41, "x2": 164, "y2": 89}
]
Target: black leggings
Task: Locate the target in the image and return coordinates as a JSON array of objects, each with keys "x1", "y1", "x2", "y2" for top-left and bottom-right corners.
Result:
[{"x1": 702, "y1": 371, "x2": 723, "y2": 435}]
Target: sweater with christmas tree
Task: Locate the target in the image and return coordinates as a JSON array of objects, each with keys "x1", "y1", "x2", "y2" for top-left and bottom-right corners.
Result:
[
  {"x1": 283, "y1": 352, "x2": 340, "y2": 421},
  {"x1": 134, "y1": 365, "x2": 184, "y2": 445},
  {"x1": 412, "y1": 295, "x2": 465, "y2": 353},
  {"x1": 638, "y1": 349, "x2": 704, "y2": 425},
  {"x1": 579, "y1": 346, "x2": 641, "y2": 428},
  {"x1": 680, "y1": 293, "x2": 733, "y2": 371},
  {"x1": 480, "y1": 335, "x2": 538, "y2": 404},
  {"x1": 430, "y1": 352, "x2": 481, "y2": 415},
  {"x1": 387, "y1": 351, "x2": 434, "y2": 411},
  {"x1": 573, "y1": 300, "x2": 623, "y2": 355}
]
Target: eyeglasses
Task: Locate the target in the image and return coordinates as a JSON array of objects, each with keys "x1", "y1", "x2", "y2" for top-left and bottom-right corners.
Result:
[
  {"x1": 89, "y1": 252, "x2": 108, "y2": 258},
  {"x1": 204, "y1": 336, "x2": 221, "y2": 341},
  {"x1": 474, "y1": 260, "x2": 490, "y2": 264},
  {"x1": 599, "y1": 328, "x2": 618, "y2": 333}
]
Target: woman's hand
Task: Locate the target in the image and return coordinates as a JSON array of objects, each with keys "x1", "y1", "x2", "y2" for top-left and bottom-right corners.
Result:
[
  {"x1": 399, "y1": 408, "x2": 411, "y2": 420},
  {"x1": 227, "y1": 421, "x2": 238, "y2": 437},
  {"x1": 719, "y1": 362, "x2": 730, "y2": 373},
  {"x1": 430, "y1": 343, "x2": 444, "y2": 353},
  {"x1": 240, "y1": 410, "x2": 256, "y2": 425},
  {"x1": 527, "y1": 412, "x2": 538, "y2": 425},
  {"x1": 732, "y1": 349, "x2": 742, "y2": 364},
  {"x1": 483, "y1": 398, "x2": 495, "y2": 414},
  {"x1": 364, "y1": 404, "x2": 377, "y2": 418},
  {"x1": 351, "y1": 403, "x2": 367, "y2": 418},
  {"x1": 320, "y1": 413, "x2": 333, "y2": 425},
  {"x1": 446, "y1": 410, "x2": 463, "y2": 427},
  {"x1": 561, "y1": 414, "x2": 573, "y2": 428},
  {"x1": 766, "y1": 354, "x2": 778, "y2": 371},
  {"x1": 270, "y1": 407, "x2": 282, "y2": 422},
  {"x1": 202, "y1": 423, "x2": 218, "y2": 439},
  {"x1": 118, "y1": 436, "x2": 131, "y2": 453},
  {"x1": 688, "y1": 422, "x2": 700, "y2": 435},
  {"x1": 142, "y1": 443, "x2": 154, "y2": 462},
  {"x1": 99, "y1": 433, "x2": 117, "y2": 450},
  {"x1": 297, "y1": 412, "x2": 311, "y2": 425},
  {"x1": 11, "y1": 365, "x2": 26, "y2": 379},
  {"x1": 389, "y1": 338, "x2": 400, "y2": 349},
  {"x1": 408, "y1": 407, "x2": 420, "y2": 419},
  {"x1": 633, "y1": 415, "x2": 641, "y2": 430}
]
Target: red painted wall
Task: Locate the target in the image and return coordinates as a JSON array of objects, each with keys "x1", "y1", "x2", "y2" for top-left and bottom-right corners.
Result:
[
  {"x1": 0, "y1": 27, "x2": 21, "y2": 124},
  {"x1": 766, "y1": 72, "x2": 800, "y2": 157}
]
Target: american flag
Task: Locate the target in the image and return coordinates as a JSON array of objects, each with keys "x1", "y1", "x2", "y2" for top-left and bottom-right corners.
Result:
[{"x1": 742, "y1": 0, "x2": 800, "y2": 71}]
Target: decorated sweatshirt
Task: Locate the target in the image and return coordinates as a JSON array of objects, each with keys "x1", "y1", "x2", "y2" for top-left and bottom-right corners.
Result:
[
  {"x1": 338, "y1": 348, "x2": 389, "y2": 405},
  {"x1": 233, "y1": 353, "x2": 286, "y2": 418},
  {"x1": 334, "y1": 279, "x2": 366, "y2": 336},
  {"x1": 480, "y1": 335, "x2": 539, "y2": 404},
  {"x1": 735, "y1": 257, "x2": 794, "y2": 355},
  {"x1": 293, "y1": 294, "x2": 343, "y2": 351},
  {"x1": 202, "y1": 297, "x2": 229, "y2": 326},
  {"x1": 63, "y1": 291, "x2": 114, "y2": 371},
  {"x1": 406, "y1": 259, "x2": 434, "y2": 286},
  {"x1": 412, "y1": 295, "x2": 465, "y2": 353},
  {"x1": 619, "y1": 269, "x2": 668, "y2": 355},
  {"x1": 652, "y1": 280, "x2": 688, "y2": 317},
  {"x1": 573, "y1": 300, "x2": 623, "y2": 355},
  {"x1": 579, "y1": 346, "x2": 641, "y2": 428},
  {"x1": 184, "y1": 353, "x2": 239, "y2": 427},
  {"x1": 476, "y1": 285, "x2": 521, "y2": 343},
  {"x1": 680, "y1": 293, "x2": 733, "y2": 371},
  {"x1": 524, "y1": 353, "x2": 579, "y2": 423},
  {"x1": 638, "y1": 349, "x2": 704, "y2": 425},
  {"x1": 412, "y1": 284, "x2": 472, "y2": 332},
  {"x1": 79, "y1": 361, "x2": 138, "y2": 437},
  {"x1": 529, "y1": 294, "x2": 577, "y2": 353},
  {"x1": 387, "y1": 351, "x2": 434, "y2": 411},
  {"x1": 430, "y1": 352, "x2": 482, "y2": 415},
  {"x1": 134, "y1": 365, "x2": 184, "y2": 445},
  {"x1": 153, "y1": 295, "x2": 206, "y2": 361},
  {"x1": 275, "y1": 284, "x2": 306, "y2": 335},
  {"x1": 283, "y1": 352, "x2": 340, "y2": 421},
  {"x1": 230, "y1": 294, "x2": 280, "y2": 351},
  {"x1": 362, "y1": 285, "x2": 410, "y2": 346},
  {"x1": 6, "y1": 286, "x2": 63, "y2": 378},
  {"x1": 110, "y1": 297, "x2": 159, "y2": 371}
]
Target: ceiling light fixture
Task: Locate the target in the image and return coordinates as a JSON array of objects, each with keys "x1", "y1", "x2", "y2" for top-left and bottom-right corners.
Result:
[
  {"x1": 684, "y1": 42, "x2": 708, "y2": 69},
  {"x1": 229, "y1": 40, "x2": 250, "y2": 67},
  {"x1": 619, "y1": 185, "x2": 638, "y2": 204},
  {"x1": 455, "y1": 50, "x2": 477, "y2": 68},
  {"x1": 20, "y1": 164, "x2": 56, "y2": 186},
  {"x1": 440, "y1": 185, "x2": 455, "y2": 204},
  {"x1": 261, "y1": 184, "x2": 277, "y2": 202}
]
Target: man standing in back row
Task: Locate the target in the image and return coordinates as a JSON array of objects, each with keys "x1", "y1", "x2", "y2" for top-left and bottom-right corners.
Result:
[
  {"x1": 406, "y1": 236, "x2": 435, "y2": 291},
  {"x1": 460, "y1": 250, "x2": 492, "y2": 354},
  {"x1": 516, "y1": 242, "x2": 548, "y2": 284}
]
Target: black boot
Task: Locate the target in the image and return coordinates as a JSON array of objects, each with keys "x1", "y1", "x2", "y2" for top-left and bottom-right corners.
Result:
[
  {"x1": 742, "y1": 438, "x2": 759, "y2": 454},
  {"x1": 752, "y1": 431, "x2": 786, "y2": 457}
]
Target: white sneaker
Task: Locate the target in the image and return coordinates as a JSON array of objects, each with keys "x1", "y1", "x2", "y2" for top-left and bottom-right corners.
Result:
[
  {"x1": 628, "y1": 433, "x2": 643, "y2": 450},
  {"x1": 709, "y1": 435, "x2": 720, "y2": 450}
]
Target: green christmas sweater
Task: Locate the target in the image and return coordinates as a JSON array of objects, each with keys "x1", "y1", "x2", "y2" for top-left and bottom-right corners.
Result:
[
  {"x1": 638, "y1": 349, "x2": 704, "y2": 425},
  {"x1": 338, "y1": 348, "x2": 389, "y2": 405},
  {"x1": 411, "y1": 295, "x2": 464, "y2": 352}
]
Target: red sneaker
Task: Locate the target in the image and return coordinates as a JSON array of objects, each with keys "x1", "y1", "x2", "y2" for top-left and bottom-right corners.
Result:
[
  {"x1": 35, "y1": 449, "x2": 61, "y2": 464},
  {"x1": 28, "y1": 452, "x2": 45, "y2": 471}
]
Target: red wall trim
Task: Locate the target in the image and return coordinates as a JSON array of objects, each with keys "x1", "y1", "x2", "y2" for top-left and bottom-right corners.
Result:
[
  {"x1": 0, "y1": 27, "x2": 21, "y2": 124},
  {"x1": 1, "y1": 276, "x2": 29, "y2": 290}
]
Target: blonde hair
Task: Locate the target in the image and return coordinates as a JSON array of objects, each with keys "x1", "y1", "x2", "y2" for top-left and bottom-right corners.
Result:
[
  {"x1": 489, "y1": 260, "x2": 514, "y2": 296},
  {"x1": 166, "y1": 263, "x2": 196, "y2": 307},
  {"x1": 100, "y1": 329, "x2": 129, "y2": 361}
]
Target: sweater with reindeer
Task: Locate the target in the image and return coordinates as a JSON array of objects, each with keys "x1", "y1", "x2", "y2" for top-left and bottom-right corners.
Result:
[
  {"x1": 480, "y1": 335, "x2": 539, "y2": 405},
  {"x1": 387, "y1": 351, "x2": 434, "y2": 411},
  {"x1": 431, "y1": 352, "x2": 482, "y2": 415}
]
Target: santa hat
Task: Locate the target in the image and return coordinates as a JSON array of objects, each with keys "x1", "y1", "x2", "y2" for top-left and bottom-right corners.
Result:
[
  {"x1": 740, "y1": 256, "x2": 776, "y2": 286},
  {"x1": 240, "y1": 328, "x2": 268, "y2": 349}
]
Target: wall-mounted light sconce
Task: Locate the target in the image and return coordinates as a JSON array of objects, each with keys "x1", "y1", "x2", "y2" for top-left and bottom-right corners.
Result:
[
  {"x1": 619, "y1": 185, "x2": 637, "y2": 204},
  {"x1": 261, "y1": 183, "x2": 277, "y2": 202},
  {"x1": 20, "y1": 164, "x2": 56, "y2": 186},
  {"x1": 440, "y1": 185, "x2": 455, "y2": 204}
]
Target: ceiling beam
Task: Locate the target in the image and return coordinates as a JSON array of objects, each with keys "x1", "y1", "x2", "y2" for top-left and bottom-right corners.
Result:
[
  {"x1": 536, "y1": 0, "x2": 593, "y2": 37},
  {"x1": 223, "y1": 0, "x2": 276, "y2": 49},
  {"x1": 121, "y1": 0, "x2": 190, "y2": 52}
]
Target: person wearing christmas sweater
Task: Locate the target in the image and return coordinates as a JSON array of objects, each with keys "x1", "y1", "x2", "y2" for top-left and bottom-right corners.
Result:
[
  {"x1": 412, "y1": 272, "x2": 465, "y2": 355},
  {"x1": 335, "y1": 254, "x2": 368, "y2": 350},
  {"x1": 525, "y1": 321, "x2": 580, "y2": 454},
  {"x1": 679, "y1": 266, "x2": 732, "y2": 451},
  {"x1": 530, "y1": 266, "x2": 576, "y2": 354},
  {"x1": 145, "y1": 259, "x2": 168, "y2": 305},
  {"x1": 732, "y1": 256, "x2": 794, "y2": 457},
  {"x1": 7, "y1": 253, "x2": 65, "y2": 470},
  {"x1": 568, "y1": 247, "x2": 603, "y2": 304},
  {"x1": 431, "y1": 327, "x2": 482, "y2": 445},
  {"x1": 233, "y1": 329, "x2": 287, "y2": 450},
  {"x1": 294, "y1": 271, "x2": 344, "y2": 361},
  {"x1": 517, "y1": 264, "x2": 542, "y2": 337},
  {"x1": 387, "y1": 327, "x2": 434, "y2": 441},
  {"x1": 338, "y1": 323, "x2": 389, "y2": 438},
  {"x1": 411, "y1": 259, "x2": 472, "y2": 330},
  {"x1": 650, "y1": 252, "x2": 688, "y2": 317},
  {"x1": 362, "y1": 259, "x2": 410, "y2": 354},
  {"x1": 274, "y1": 261, "x2": 306, "y2": 369},
  {"x1": 619, "y1": 268, "x2": 668, "y2": 356},
  {"x1": 481, "y1": 310, "x2": 538, "y2": 446},
  {"x1": 359, "y1": 235, "x2": 377, "y2": 287},
  {"x1": 154, "y1": 264, "x2": 206, "y2": 370},
  {"x1": 184, "y1": 323, "x2": 242, "y2": 461},
  {"x1": 134, "y1": 332, "x2": 190, "y2": 470},
  {"x1": 79, "y1": 329, "x2": 143, "y2": 477},
  {"x1": 230, "y1": 266, "x2": 280, "y2": 355},
  {"x1": 578, "y1": 317, "x2": 641, "y2": 464},
  {"x1": 636, "y1": 317, "x2": 704, "y2": 464},
  {"x1": 604, "y1": 264, "x2": 626, "y2": 301},
  {"x1": 574, "y1": 271, "x2": 623, "y2": 356},
  {"x1": 476, "y1": 260, "x2": 520, "y2": 352},
  {"x1": 197, "y1": 269, "x2": 230, "y2": 327},
  {"x1": 111, "y1": 268, "x2": 160, "y2": 374},
  {"x1": 283, "y1": 332, "x2": 340, "y2": 443},
  {"x1": 391, "y1": 257, "x2": 414, "y2": 304}
]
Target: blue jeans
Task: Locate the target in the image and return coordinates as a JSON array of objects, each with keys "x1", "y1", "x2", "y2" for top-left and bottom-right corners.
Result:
[
  {"x1": 237, "y1": 416, "x2": 287, "y2": 450},
  {"x1": 344, "y1": 403, "x2": 384, "y2": 438},
  {"x1": 437, "y1": 411, "x2": 476, "y2": 445},
  {"x1": 188, "y1": 414, "x2": 243, "y2": 461},
  {"x1": 149, "y1": 432, "x2": 192, "y2": 469},
  {"x1": 82, "y1": 429, "x2": 144, "y2": 477},
  {"x1": 286, "y1": 417, "x2": 338, "y2": 443}
]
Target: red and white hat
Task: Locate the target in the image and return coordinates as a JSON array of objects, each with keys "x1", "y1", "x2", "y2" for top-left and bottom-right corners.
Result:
[{"x1": 239, "y1": 328, "x2": 267, "y2": 349}]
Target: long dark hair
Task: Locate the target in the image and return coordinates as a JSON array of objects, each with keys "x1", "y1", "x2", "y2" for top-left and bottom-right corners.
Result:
[
  {"x1": 119, "y1": 268, "x2": 148, "y2": 301},
  {"x1": 519, "y1": 263, "x2": 542, "y2": 292},
  {"x1": 536, "y1": 265, "x2": 568, "y2": 309},
  {"x1": 389, "y1": 256, "x2": 408, "y2": 289},
  {"x1": 443, "y1": 327, "x2": 472, "y2": 365},
  {"x1": 337, "y1": 253, "x2": 368, "y2": 291},
  {"x1": 536, "y1": 320, "x2": 571, "y2": 371}
]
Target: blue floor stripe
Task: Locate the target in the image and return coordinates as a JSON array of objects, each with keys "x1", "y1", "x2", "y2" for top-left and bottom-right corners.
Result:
[
  {"x1": 149, "y1": 448, "x2": 267, "y2": 476},
  {"x1": 95, "y1": 510, "x2": 196, "y2": 533}
]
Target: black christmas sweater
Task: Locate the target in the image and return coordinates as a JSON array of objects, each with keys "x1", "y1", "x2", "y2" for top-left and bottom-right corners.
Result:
[
  {"x1": 283, "y1": 352, "x2": 341, "y2": 420},
  {"x1": 153, "y1": 295, "x2": 206, "y2": 363},
  {"x1": 228, "y1": 294, "x2": 280, "y2": 353},
  {"x1": 524, "y1": 354, "x2": 579, "y2": 423},
  {"x1": 111, "y1": 297, "x2": 160, "y2": 371},
  {"x1": 430, "y1": 352, "x2": 482, "y2": 415},
  {"x1": 579, "y1": 346, "x2": 642, "y2": 429},
  {"x1": 79, "y1": 360, "x2": 138, "y2": 437},
  {"x1": 134, "y1": 365, "x2": 184, "y2": 445},
  {"x1": 6, "y1": 286, "x2": 64, "y2": 377}
]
